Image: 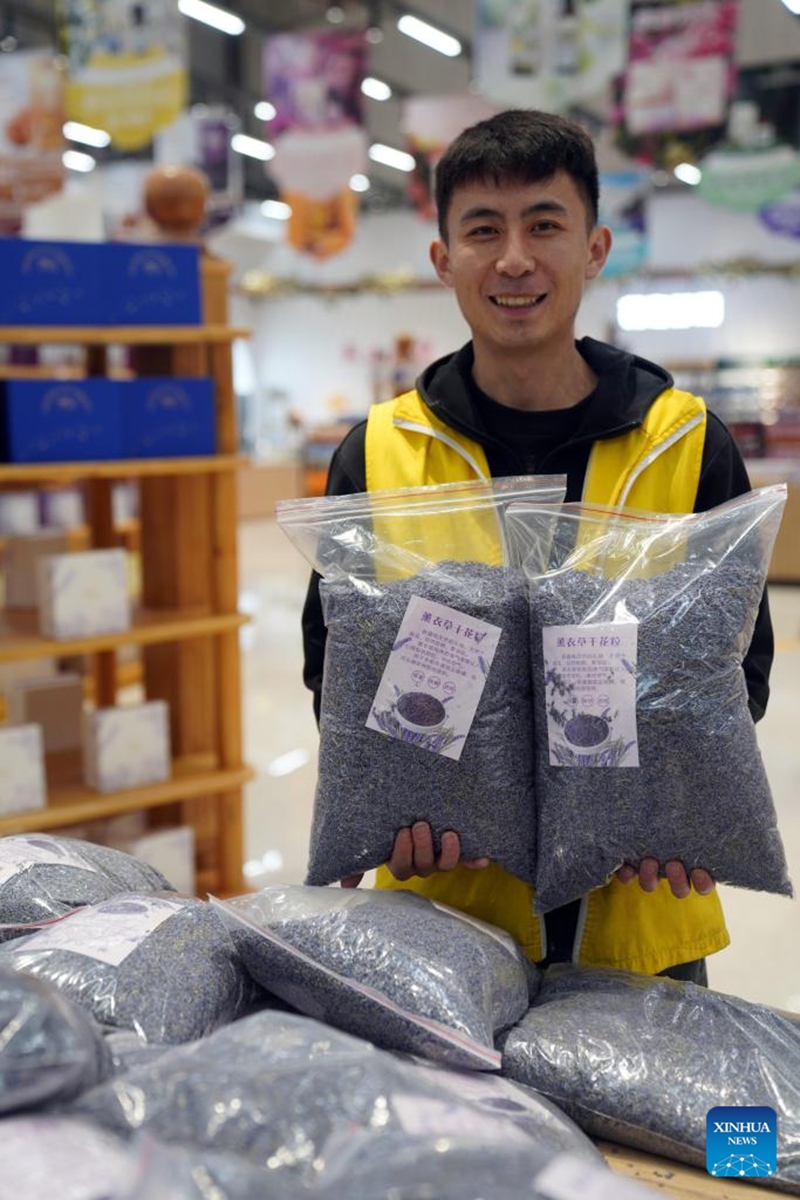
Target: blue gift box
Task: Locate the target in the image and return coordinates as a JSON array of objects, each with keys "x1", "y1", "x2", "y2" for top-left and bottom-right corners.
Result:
[
  {"x1": 0, "y1": 239, "x2": 108, "y2": 326},
  {"x1": 121, "y1": 378, "x2": 216, "y2": 458},
  {"x1": 103, "y1": 243, "x2": 203, "y2": 326},
  {"x1": 0, "y1": 379, "x2": 123, "y2": 463}
]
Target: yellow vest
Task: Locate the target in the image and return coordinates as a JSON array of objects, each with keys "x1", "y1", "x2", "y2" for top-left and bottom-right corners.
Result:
[{"x1": 365, "y1": 386, "x2": 729, "y2": 975}]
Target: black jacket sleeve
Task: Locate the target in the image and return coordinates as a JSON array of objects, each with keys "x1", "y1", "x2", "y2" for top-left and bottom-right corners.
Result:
[
  {"x1": 301, "y1": 423, "x2": 368, "y2": 723},
  {"x1": 694, "y1": 411, "x2": 774, "y2": 722}
]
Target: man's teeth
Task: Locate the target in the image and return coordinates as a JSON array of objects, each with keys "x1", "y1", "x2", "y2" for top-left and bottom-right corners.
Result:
[{"x1": 492, "y1": 296, "x2": 542, "y2": 307}]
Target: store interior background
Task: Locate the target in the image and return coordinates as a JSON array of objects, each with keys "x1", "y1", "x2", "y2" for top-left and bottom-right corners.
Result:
[{"x1": 5, "y1": 0, "x2": 800, "y2": 1011}]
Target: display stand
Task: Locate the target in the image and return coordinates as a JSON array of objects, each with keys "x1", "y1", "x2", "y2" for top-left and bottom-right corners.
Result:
[{"x1": 0, "y1": 256, "x2": 251, "y2": 897}]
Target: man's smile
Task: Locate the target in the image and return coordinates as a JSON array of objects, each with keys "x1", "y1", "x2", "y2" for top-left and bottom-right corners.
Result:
[{"x1": 489, "y1": 294, "x2": 547, "y2": 310}]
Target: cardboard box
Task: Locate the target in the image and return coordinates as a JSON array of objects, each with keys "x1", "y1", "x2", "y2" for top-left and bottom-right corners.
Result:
[
  {"x1": 0, "y1": 491, "x2": 40, "y2": 535},
  {"x1": 7, "y1": 672, "x2": 83, "y2": 754},
  {"x1": 83, "y1": 700, "x2": 171, "y2": 793},
  {"x1": 0, "y1": 379, "x2": 123, "y2": 464},
  {"x1": 37, "y1": 548, "x2": 131, "y2": 640},
  {"x1": 0, "y1": 725, "x2": 46, "y2": 816},
  {"x1": 0, "y1": 238, "x2": 107, "y2": 326},
  {"x1": 102, "y1": 242, "x2": 202, "y2": 326},
  {"x1": 121, "y1": 378, "x2": 216, "y2": 458},
  {"x1": 4, "y1": 530, "x2": 70, "y2": 608}
]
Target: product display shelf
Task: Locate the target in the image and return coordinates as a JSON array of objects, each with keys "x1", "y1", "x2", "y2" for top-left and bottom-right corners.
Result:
[{"x1": 0, "y1": 256, "x2": 250, "y2": 896}]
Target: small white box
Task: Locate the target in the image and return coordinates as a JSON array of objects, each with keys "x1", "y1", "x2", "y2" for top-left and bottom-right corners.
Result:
[
  {"x1": 5, "y1": 531, "x2": 70, "y2": 608},
  {"x1": 7, "y1": 672, "x2": 83, "y2": 754},
  {"x1": 40, "y1": 487, "x2": 85, "y2": 530},
  {"x1": 37, "y1": 548, "x2": 131, "y2": 640},
  {"x1": 0, "y1": 492, "x2": 40, "y2": 535},
  {"x1": 123, "y1": 826, "x2": 195, "y2": 896},
  {"x1": 83, "y1": 700, "x2": 171, "y2": 793},
  {"x1": 0, "y1": 724, "x2": 47, "y2": 816}
]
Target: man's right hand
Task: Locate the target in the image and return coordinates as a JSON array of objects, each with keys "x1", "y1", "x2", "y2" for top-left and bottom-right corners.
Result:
[{"x1": 340, "y1": 821, "x2": 490, "y2": 889}]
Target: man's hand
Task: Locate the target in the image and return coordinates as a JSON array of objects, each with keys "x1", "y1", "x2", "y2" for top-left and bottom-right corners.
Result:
[
  {"x1": 340, "y1": 822, "x2": 490, "y2": 889},
  {"x1": 616, "y1": 857, "x2": 715, "y2": 898}
]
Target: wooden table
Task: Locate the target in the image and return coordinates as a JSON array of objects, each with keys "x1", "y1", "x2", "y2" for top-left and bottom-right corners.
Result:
[{"x1": 600, "y1": 1142, "x2": 776, "y2": 1198}]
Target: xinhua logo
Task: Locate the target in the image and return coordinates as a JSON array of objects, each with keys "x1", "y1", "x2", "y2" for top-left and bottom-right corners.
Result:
[{"x1": 706, "y1": 1106, "x2": 777, "y2": 1179}]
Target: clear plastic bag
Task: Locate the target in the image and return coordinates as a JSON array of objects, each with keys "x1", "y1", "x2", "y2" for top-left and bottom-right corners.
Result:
[
  {"x1": 0, "y1": 1115, "x2": 134, "y2": 1200},
  {"x1": 499, "y1": 964, "x2": 800, "y2": 1192},
  {"x1": 277, "y1": 476, "x2": 565, "y2": 886},
  {"x1": 0, "y1": 969, "x2": 112, "y2": 1114},
  {"x1": 212, "y1": 885, "x2": 533, "y2": 1070},
  {"x1": 0, "y1": 833, "x2": 174, "y2": 943},
  {"x1": 0, "y1": 894, "x2": 257, "y2": 1043},
  {"x1": 505, "y1": 486, "x2": 791, "y2": 912}
]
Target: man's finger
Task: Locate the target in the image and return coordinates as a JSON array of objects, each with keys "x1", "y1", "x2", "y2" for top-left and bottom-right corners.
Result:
[
  {"x1": 664, "y1": 859, "x2": 691, "y2": 900},
  {"x1": 616, "y1": 864, "x2": 636, "y2": 884},
  {"x1": 412, "y1": 821, "x2": 436, "y2": 876},
  {"x1": 691, "y1": 867, "x2": 716, "y2": 895},
  {"x1": 463, "y1": 857, "x2": 490, "y2": 870},
  {"x1": 388, "y1": 827, "x2": 414, "y2": 880},
  {"x1": 340, "y1": 873, "x2": 363, "y2": 888},
  {"x1": 638, "y1": 857, "x2": 660, "y2": 893},
  {"x1": 437, "y1": 830, "x2": 461, "y2": 872}
]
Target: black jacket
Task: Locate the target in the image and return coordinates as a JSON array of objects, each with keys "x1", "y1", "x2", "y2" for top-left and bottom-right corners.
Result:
[{"x1": 302, "y1": 337, "x2": 773, "y2": 723}]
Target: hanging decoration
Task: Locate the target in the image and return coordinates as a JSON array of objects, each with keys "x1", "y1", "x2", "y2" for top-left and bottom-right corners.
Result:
[
  {"x1": 155, "y1": 105, "x2": 243, "y2": 232},
  {"x1": 599, "y1": 169, "x2": 650, "y2": 277},
  {"x1": 698, "y1": 142, "x2": 800, "y2": 213},
  {"x1": 401, "y1": 94, "x2": 498, "y2": 221},
  {"x1": 264, "y1": 29, "x2": 368, "y2": 259},
  {"x1": 759, "y1": 193, "x2": 800, "y2": 241},
  {"x1": 57, "y1": 0, "x2": 187, "y2": 152},
  {"x1": 0, "y1": 49, "x2": 65, "y2": 236}
]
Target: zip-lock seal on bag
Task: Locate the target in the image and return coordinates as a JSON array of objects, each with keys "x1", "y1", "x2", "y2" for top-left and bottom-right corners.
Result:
[
  {"x1": 277, "y1": 476, "x2": 565, "y2": 887},
  {"x1": 505, "y1": 485, "x2": 792, "y2": 913}
]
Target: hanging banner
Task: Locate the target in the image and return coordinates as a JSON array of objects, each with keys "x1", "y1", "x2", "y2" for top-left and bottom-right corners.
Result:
[
  {"x1": 155, "y1": 106, "x2": 243, "y2": 232},
  {"x1": 57, "y1": 0, "x2": 187, "y2": 152},
  {"x1": 598, "y1": 170, "x2": 650, "y2": 277},
  {"x1": 623, "y1": 1, "x2": 739, "y2": 137},
  {"x1": 0, "y1": 49, "x2": 65, "y2": 236},
  {"x1": 264, "y1": 29, "x2": 368, "y2": 259},
  {"x1": 473, "y1": 0, "x2": 627, "y2": 113},
  {"x1": 402, "y1": 94, "x2": 498, "y2": 220}
]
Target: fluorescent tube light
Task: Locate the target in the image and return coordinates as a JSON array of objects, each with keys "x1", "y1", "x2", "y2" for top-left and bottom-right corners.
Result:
[
  {"x1": 261, "y1": 199, "x2": 291, "y2": 220},
  {"x1": 674, "y1": 162, "x2": 702, "y2": 185},
  {"x1": 177, "y1": 0, "x2": 244, "y2": 36},
  {"x1": 254, "y1": 101, "x2": 276, "y2": 121},
  {"x1": 617, "y1": 291, "x2": 725, "y2": 332},
  {"x1": 397, "y1": 14, "x2": 461, "y2": 57},
  {"x1": 350, "y1": 173, "x2": 370, "y2": 192},
  {"x1": 232, "y1": 133, "x2": 275, "y2": 161},
  {"x1": 781, "y1": 0, "x2": 800, "y2": 15},
  {"x1": 368, "y1": 142, "x2": 415, "y2": 172},
  {"x1": 361, "y1": 76, "x2": 392, "y2": 101},
  {"x1": 62, "y1": 149, "x2": 96, "y2": 172},
  {"x1": 63, "y1": 120, "x2": 111, "y2": 148}
]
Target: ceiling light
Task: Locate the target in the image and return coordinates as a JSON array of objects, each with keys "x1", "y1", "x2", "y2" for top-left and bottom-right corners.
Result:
[
  {"x1": 177, "y1": 0, "x2": 244, "y2": 36},
  {"x1": 62, "y1": 149, "x2": 96, "y2": 173},
  {"x1": 350, "y1": 173, "x2": 370, "y2": 192},
  {"x1": 254, "y1": 101, "x2": 276, "y2": 121},
  {"x1": 674, "y1": 162, "x2": 702, "y2": 186},
  {"x1": 780, "y1": 0, "x2": 800, "y2": 14},
  {"x1": 361, "y1": 76, "x2": 392, "y2": 101},
  {"x1": 326, "y1": 4, "x2": 345, "y2": 21},
  {"x1": 617, "y1": 291, "x2": 724, "y2": 332},
  {"x1": 232, "y1": 133, "x2": 275, "y2": 161},
  {"x1": 366, "y1": 26, "x2": 383, "y2": 43},
  {"x1": 63, "y1": 120, "x2": 111, "y2": 149},
  {"x1": 261, "y1": 199, "x2": 292, "y2": 220},
  {"x1": 397, "y1": 14, "x2": 461, "y2": 57},
  {"x1": 368, "y1": 142, "x2": 415, "y2": 172}
]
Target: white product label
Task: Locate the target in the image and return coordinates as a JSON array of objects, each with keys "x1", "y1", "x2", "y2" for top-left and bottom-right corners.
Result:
[
  {"x1": 0, "y1": 835, "x2": 99, "y2": 889},
  {"x1": 366, "y1": 596, "x2": 502, "y2": 762},
  {"x1": 535, "y1": 1153, "x2": 653, "y2": 1200},
  {"x1": 25, "y1": 896, "x2": 183, "y2": 966},
  {"x1": 392, "y1": 1094, "x2": 530, "y2": 1147},
  {"x1": 542, "y1": 622, "x2": 639, "y2": 768}
]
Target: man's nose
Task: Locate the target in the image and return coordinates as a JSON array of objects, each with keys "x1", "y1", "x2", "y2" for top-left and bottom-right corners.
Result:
[{"x1": 496, "y1": 233, "x2": 534, "y2": 276}]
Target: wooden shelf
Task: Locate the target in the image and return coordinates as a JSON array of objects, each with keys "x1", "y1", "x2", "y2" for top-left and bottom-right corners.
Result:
[
  {"x1": 0, "y1": 608, "x2": 248, "y2": 663},
  {"x1": 0, "y1": 325, "x2": 249, "y2": 345},
  {"x1": 0, "y1": 455, "x2": 243, "y2": 485},
  {"x1": 0, "y1": 753, "x2": 255, "y2": 837}
]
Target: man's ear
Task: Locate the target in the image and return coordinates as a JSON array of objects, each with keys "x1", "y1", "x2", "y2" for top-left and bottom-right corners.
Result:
[
  {"x1": 430, "y1": 238, "x2": 452, "y2": 287},
  {"x1": 585, "y1": 224, "x2": 612, "y2": 281}
]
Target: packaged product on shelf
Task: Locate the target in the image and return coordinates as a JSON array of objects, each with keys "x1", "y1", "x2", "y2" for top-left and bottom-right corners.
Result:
[
  {"x1": 0, "y1": 379, "x2": 123, "y2": 463},
  {"x1": 7, "y1": 672, "x2": 83, "y2": 754},
  {"x1": 498, "y1": 964, "x2": 800, "y2": 1192},
  {"x1": 37, "y1": 547, "x2": 131, "y2": 640},
  {"x1": 0, "y1": 724, "x2": 46, "y2": 816},
  {"x1": 0, "y1": 969, "x2": 112, "y2": 1114},
  {"x1": 102, "y1": 242, "x2": 202, "y2": 326},
  {"x1": 39, "y1": 486, "x2": 85, "y2": 530},
  {"x1": 214, "y1": 885, "x2": 533, "y2": 1071},
  {"x1": 71, "y1": 1008, "x2": 641, "y2": 1199},
  {"x1": 505, "y1": 485, "x2": 792, "y2": 912},
  {"x1": 0, "y1": 833, "x2": 175, "y2": 940},
  {"x1": 0, "y1": 893, "x2": 258, "y2": 1043},
  {"x1": 0, "y1": 238, "x2": 108, "y2": 326},
  {"x1": 0, "y1": 490, "x2": 39, "y2": 534},
  {"x1": 120, "y1": 377, "x2": 216, "y2": 458},
  {"x1": 4, "y1": 530, "x2": 70, "y2": 608},
  {"x1": 82, "y1": 700, "x2": 171, "y2": 793},
  {"x1": 276, "y1": 475, "x2": 565, "y2": 887}
]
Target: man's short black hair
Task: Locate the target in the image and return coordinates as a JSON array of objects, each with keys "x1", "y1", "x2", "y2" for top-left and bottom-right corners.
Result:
[{"x1": 434, "y1": 109, "x2": 600, "y2": 240}]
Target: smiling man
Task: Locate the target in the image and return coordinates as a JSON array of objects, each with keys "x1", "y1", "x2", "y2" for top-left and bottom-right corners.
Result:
[{"x1": 301, "y1": 109, "x2": 773, "y2": 984}]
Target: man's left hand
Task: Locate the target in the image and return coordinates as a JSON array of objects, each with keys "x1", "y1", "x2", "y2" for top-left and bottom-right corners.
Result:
[{"x1": 616, "y1": 858, "x2": 715, "y2": 898}]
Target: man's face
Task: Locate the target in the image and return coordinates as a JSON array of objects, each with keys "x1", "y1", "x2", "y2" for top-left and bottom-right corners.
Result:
[{"x1": 430, "y1": 171, "x2": 611, "y2": 361}]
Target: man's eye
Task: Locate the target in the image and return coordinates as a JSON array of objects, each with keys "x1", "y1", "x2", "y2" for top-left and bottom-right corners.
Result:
[
  {"x1": 466, "y1": 225, "x2": 497, "y2": 237},
  {"x1": 532, "y1": 221, "x2": 559, "y2": 232}
]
